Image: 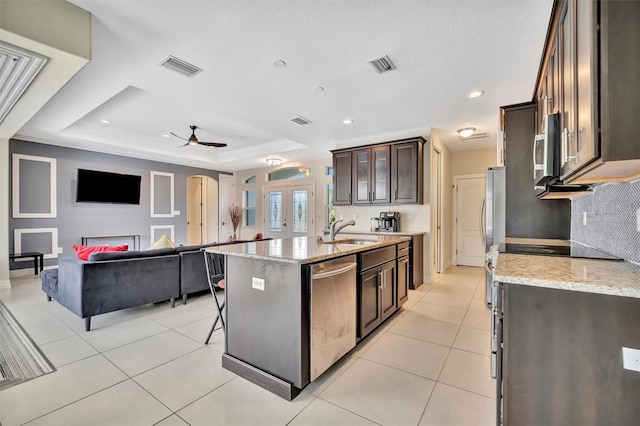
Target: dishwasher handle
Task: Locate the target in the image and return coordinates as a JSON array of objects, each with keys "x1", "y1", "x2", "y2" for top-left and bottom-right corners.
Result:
[{"x1": 312, "y1": 262, "x2": 357, "y2": 280}]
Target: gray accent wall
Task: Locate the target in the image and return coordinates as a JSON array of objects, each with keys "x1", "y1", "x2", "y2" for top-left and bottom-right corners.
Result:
[
  {"x1": 9, "y1": 139, "x2": 228, "y2": 271},
  {"x1": 571, "y1": 179, "x2": 640, "y2": 263}
]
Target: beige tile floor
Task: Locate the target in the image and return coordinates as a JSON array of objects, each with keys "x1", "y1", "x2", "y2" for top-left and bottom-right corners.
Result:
[{"x1": 0, "y1": 266, "x2": 495, "y2": 425}]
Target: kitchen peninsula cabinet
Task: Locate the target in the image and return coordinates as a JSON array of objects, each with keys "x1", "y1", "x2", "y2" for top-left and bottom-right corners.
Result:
[
  {"x1": 358, "y1": 245, "x2": 397, "y2": 338},
  {"x1": 211, "y1": 235, "x2": 410, "y2": 401},
  {"x1": 331, "y1": 137, "x2": 425, "y2": 206},
  {"x1": 534, "y1": 0, "x2": 640, "y2": 185}
]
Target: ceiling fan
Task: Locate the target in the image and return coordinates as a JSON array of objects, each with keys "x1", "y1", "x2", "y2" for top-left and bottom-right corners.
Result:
[{"x1": 170, "y1": 125, "x2": 227, "y2": 148}]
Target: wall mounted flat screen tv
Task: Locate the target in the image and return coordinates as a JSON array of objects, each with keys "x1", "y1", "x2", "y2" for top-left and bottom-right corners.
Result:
[{"x1": 76, "y1": 168, "x2": 142, "y2": 204}]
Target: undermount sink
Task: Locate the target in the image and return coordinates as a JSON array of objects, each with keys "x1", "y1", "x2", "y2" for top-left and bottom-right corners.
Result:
[{"x1": 322, "y1": 238, "x2": 377, "y2": 246}]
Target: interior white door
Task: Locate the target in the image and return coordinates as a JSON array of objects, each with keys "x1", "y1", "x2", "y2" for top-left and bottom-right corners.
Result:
[
  {"x1": 263, "y1": 184, "x2": 314, "y2": 239},
  {"x1": 187, "y1": 176, "x2": 203, "y2": 244},
  {"x1": 219, "y1": 174, "x2": 234, "y2": 241},
  {"x1": 456, "y1": 176, "x2": 486, "y2": 267}
]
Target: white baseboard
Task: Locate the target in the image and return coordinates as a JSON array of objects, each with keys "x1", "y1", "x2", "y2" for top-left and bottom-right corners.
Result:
[
  {"x1": 9, "y1": 265, "x2": 55, "y2": 279},
  {"x1": 0, "y1": 279, "x2": 10, "y2": 289},
  {"x1": 422, "y1": 275, "x2": 431, "y2": 284}
]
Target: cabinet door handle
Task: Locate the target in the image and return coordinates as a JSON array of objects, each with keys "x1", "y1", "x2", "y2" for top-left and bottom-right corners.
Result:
[
  {"x1": 378, "y1": 271, "x2": 384, "y2": 290},
  {"x1": 395, "y1": 190, "x2": 398, "y2": 200},
  {"x1": 348, "y1": 193, "x2": 351, "y2": 203},
  {"x1": 373, "y1": 191, "x2": 376, "y2": 201},
  {"x1": 368, "y1": 191, "x2": 371, "y2": 201}
]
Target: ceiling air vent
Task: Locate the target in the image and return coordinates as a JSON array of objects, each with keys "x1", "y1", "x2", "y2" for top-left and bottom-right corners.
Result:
[
  {"x1": 160, "y1": 55, "x2": 202, "y2": 77},
  {"x1": 369, "y1": 55, "x2": 397, "y2": 74},
  {"x1": 0, "y1": 41, "x2": 48, "y2": 124},
  {"x1": 459, "y1": 132, "x2": 490, "y2": 141},
  {"x1": 290, "y1": 116, "x2": 312, "y2": 126}
]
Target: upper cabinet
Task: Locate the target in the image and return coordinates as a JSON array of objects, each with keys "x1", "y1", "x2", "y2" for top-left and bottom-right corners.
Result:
[
  {"x1": 333, "y1": 151, "x2": 352, "y2": 205},
  {"x1": 535, "y1": 0, "x2": 640, "y2": 185},
  {"x1": 352, "y1": 145, "x2": 391, "y2": 204},
  {"x1": 332, "y1": 137, "x2": 425, "y2": 206}
]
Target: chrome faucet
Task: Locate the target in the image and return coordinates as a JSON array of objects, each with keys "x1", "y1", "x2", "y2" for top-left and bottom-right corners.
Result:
[{"x1": 329, "y1": 219, "x2": 356, "y2": 241}]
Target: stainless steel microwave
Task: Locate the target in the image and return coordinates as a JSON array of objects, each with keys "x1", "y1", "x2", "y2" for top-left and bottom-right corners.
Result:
[{"x1": 533, "y1": 113, "x2": 560, "y2": 187}]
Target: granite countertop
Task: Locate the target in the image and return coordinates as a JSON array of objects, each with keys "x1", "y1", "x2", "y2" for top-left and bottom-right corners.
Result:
[
  {"x1": 207, "y1": 235, "x2": 410, "y2": 264},
  {"x1": 494, "y1": 253, "x2": 640, "y2": 298}
]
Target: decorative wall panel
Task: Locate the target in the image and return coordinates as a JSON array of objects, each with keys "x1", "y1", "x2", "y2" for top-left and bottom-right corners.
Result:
[{"x1": 12, "y1": 154, "x2": 56, "y2": 218}]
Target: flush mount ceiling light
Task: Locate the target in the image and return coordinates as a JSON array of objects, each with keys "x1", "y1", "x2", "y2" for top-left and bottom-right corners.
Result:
[
  {"x1": 313, "y1": 86, "x2": 324, "y2": 93},
  {"x1": 100, "y1": 119, "x2": 111, "y2": 124},
  {"x1": 468, "y1": 90, "x2": 484, "y2": 98},
  {"x1": 162, "y1": 134, "x2": 170, "y2": 138},
  {"x1": 457, "y1": 127, "x2": 476, "y2": 138},
  {"x1": 265, "y1": 157, "x2": 283, "y2": 166},
  {"x1": 343, "y1": 119, "x2": 353, "y2": 124},
  {"x1": 273, "y1": 59, "x2": 286, "y2": 68}
]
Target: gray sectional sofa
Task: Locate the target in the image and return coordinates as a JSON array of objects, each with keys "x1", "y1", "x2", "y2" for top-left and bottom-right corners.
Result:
[{"x1": 41, "y1": 239, "x2": 270, "y2": 331}]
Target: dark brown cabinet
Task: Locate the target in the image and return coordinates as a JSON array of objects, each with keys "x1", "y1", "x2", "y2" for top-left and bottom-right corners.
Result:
[
  {"x1": 332, "y1": 137, "x2": 425, "y2": 206},
  {"x1": 535, "y1": 0, "x2": 640, "y2": 186},
  {"x1": 499, "y1": 283, "x2": 640, "y2": 425},
  {"x1": 397, "y1": 255, "x2": 409, "y2": 306},
  {"x1": 358, "y1": 245, "x2": 398, "y2": 339},
  {"x1": 333, "y1": 151, "x2": 352, "y2": 205},
  {"x1": 352, "y1": 146, "x2": 390, "y2": 204},
  {"x1": 391, "y1": 140, "x2": 423, "y2": 204}
]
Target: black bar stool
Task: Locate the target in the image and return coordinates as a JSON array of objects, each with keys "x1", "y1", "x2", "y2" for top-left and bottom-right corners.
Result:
[{"x1": 202, "y1": 249, "x2": 226, "y2": 344}]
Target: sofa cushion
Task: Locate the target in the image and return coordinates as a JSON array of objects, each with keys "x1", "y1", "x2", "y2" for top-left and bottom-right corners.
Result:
[
  {"x1": 89, "y1": 247, "x2": 175, "y2": 262},
  {"x1": 41, "y1": 268, "x2": 59, "y2": 294},
  {"x1": 73, "y1": 244, "x2": 128, "y2": 261},
  {"x1": 146, "y1": 233, "x2": 175, "y2": 250}
]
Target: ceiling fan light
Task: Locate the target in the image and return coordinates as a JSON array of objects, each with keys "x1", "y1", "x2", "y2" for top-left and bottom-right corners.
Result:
[
  {"x1": 457, "y1": 127, "x2": 476, "y2": 138},
  {"x1": 265, "y1": 157, "x2": 283, "y2": 166}
]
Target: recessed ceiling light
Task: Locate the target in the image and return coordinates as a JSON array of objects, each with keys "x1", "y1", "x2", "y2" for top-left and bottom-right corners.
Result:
[
  {"x1": 343, "y1": 119, "x2": 354, "y2": 125},
  {"x1": 313, "y1": 86, "x2": 324, "y2": 93},
  {"x1": 162, "y1": 134, "x2": 170, "y2": 138},
  {"x1": 457, "y1": 127, "x2": 476, "y2": 138},
  {"x1": 273, "y1": 60, "x2": 286, "y2": 68},
  {"x1": 100, "y1": 119, "x2": 110, "y2": 124},
  {"x1": 468, "y1": 90, "x2": 484, "y2": 98}
]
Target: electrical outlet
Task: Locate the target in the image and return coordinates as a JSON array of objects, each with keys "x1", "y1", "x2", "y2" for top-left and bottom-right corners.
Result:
[
  {"x1": 252, "y1": 277, "x2": 265, "y2": 291},
  {"x1": 352, "y1": 214, "x2": 357, "y2": 221},
  {"x1": 623, "y1": 347, "x2": 640, "y2": 372},
  {"x1": 583, "y1": 212, "x2": 587, "y2": 226},
  {"x1": 339, "y1": 214, "x2": 344, "y2": 221}
]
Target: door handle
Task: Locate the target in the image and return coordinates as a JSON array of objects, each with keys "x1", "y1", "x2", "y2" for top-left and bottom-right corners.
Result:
[
  {"x1": 378, "y1": 271, "x2": 384, "y2": 290},
  {"x1": 479, "y1": 196, "x2": 486, "y2": 247},
  {"x1": 221, "y1": 221, "x2": 226, "y2": 225}
]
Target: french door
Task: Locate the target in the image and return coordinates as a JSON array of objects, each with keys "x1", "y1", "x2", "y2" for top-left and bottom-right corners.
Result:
[{"x1": 263, "y1": 184, "x2": 314, "y2": 239}]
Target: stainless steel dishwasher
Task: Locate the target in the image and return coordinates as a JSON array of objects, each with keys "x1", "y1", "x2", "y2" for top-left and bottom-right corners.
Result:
[{"x1": 310, "y1": 255, "x2": 357, "y2": 381}]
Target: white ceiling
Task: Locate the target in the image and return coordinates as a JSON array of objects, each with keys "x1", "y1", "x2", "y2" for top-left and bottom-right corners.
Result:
[{"x1": 16, "y1": 0, "x2": 554, "y2": 171}]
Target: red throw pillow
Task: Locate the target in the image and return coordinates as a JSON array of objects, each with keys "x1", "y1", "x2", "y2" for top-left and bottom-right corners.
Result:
[{"x1": 72, "y1": 244, "x2": 128, "y2": 261}]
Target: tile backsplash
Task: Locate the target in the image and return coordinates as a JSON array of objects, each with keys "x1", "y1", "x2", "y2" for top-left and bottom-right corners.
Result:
[{"x1": 571, "y1": 179, "x2": 640, "y2": 263}]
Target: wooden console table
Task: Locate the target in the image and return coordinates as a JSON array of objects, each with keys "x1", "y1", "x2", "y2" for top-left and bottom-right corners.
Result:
[
  {"x1": 9, "y1": 252, "x2": 44, "y2": 275},
  {"x1": 81, "y1": 234, "x2": 140, "y2": 251}
]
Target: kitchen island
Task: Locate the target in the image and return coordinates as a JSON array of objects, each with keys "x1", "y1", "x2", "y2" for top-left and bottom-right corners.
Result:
[
  {"x1": 493, "y1": 253, "x2": 640, "y2": 425},
  {"x1": 208, "y1": 235, "x2": 410, "y2": 400}
]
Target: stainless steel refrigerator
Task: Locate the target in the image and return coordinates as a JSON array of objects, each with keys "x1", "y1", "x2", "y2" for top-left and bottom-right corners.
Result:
[{"x1": 483, "y1": 167, "x2": 505, "y2": 307}]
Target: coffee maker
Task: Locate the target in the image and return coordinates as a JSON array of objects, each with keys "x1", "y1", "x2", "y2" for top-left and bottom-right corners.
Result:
[{"x1": 379, "y1": 211, "x2": 400, "y2": 232}]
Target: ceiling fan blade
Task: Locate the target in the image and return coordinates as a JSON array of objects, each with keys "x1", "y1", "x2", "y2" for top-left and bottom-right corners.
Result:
[
  {"x1": 197, "y1": 141, "x2": 227, "y2": 148},
  {"x1": 170, "y1": 132, "x2": 189, "y2": 141},
  {"x1": 177, "y1": 142, "x2": 190, "y2": 148}
]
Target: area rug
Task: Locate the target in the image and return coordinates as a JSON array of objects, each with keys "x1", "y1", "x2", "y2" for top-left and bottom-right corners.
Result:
[{"x1": 0, "y1": 301, "x2": 55, "y2": 391}]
